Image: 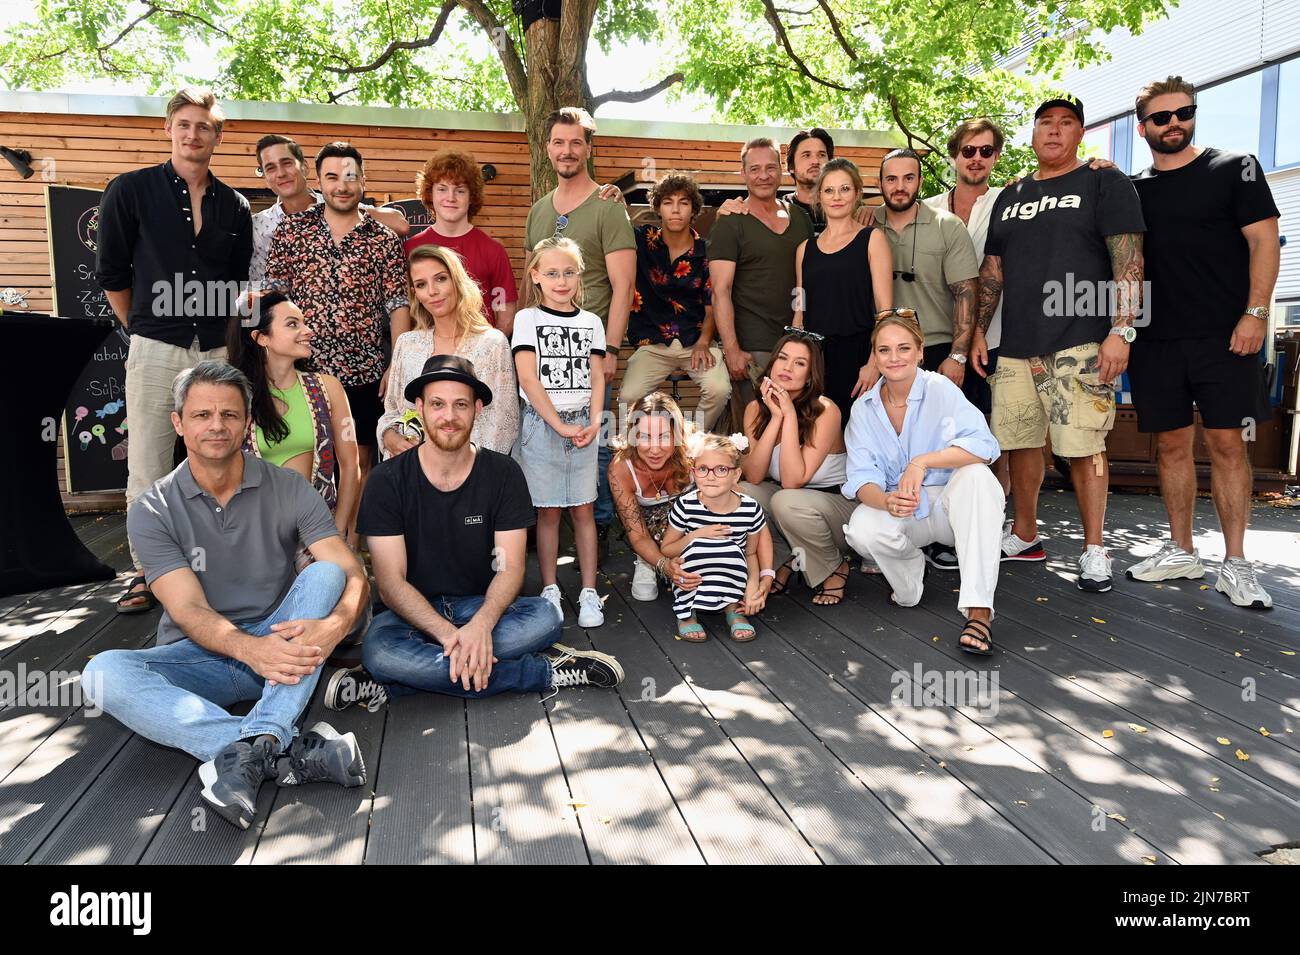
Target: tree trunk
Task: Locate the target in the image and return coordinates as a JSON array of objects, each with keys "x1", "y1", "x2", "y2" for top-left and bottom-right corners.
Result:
[{"x1": 522, "y1": 11, "x2": 596, "y2": 201}]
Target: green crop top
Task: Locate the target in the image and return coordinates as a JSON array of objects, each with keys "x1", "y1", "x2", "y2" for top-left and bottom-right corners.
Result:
[{"x1": 255, "y1": 378, "x2": 315, "y2": 466}]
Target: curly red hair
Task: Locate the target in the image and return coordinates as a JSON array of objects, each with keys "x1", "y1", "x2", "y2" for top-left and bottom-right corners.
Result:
[{"x1": 415, "y1": 150, "x2": 485, "y2": 220}]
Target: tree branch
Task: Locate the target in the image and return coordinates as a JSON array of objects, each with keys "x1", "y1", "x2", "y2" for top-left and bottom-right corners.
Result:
[
  {"x1": 760, "y1": 0, "x2": 851, "y2": 91},
  {"x1": 815, "y1": 0, "x2": 858, "y2": 61},
  {"x1": 456, "y1": 0, "x2": 528, "y2": 108},
  {"x1": 323, "y1": 0, "x2": 455, "y2": 75},
  {"x1": 591, "y1": 72, "x2": 684, "y2": 109},
  {"x1": 888, "y1": 94, "x2": 947, "y2": 180}
]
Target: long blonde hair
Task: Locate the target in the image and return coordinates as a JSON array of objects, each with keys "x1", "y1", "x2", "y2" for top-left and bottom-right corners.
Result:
[
  {"x1": 406, "y1": 244, "x2": 490, "y2": 338},
  {"x1": 612, "y1": 392, "x2": 693, "y2": 492},
  {"x1": 522, "y1": 236, "x2": 585, "y2": 310}
]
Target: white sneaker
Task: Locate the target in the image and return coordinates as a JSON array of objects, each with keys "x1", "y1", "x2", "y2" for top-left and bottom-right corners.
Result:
[
  {"x1": 631, "y1": 557, "x2": 658, "y2": 601},
  {"x1": 1126, "y1": 541, "x2": 1205, "y2": 582},
  {"x1": 1001, "y1": 521, "x2": 1046, "y2": 562},
  {"x1": 1077, "y1": 545, "x2": 1113, "y2": 593},
  {"x1": 577, "y1": 587, "x2": 605, "y2": 627},
  {"x1": 1215, "y1": 558, "x2": 1273, "y2": 609},
  {"x1": 541, "y1": 584, "x2": 564, "y2": 622}
]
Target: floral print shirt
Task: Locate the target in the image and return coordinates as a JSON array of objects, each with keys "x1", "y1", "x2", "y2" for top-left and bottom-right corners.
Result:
[
  {"x1": 629, "y1": 225, "x2": 711, "y2": 348},
  {"x1": 266, "y1": 204, "x2": 407, "y2": 386}
]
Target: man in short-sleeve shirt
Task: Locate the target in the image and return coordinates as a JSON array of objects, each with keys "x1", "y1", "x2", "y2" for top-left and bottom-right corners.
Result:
[
  {"x1": 404, "y1": 149, "x2": 517, "y2": 335},
  {"x1": 83, "y1": 361, "x2": 372, "y2": 831},
  {"x1": 708, "y1": 136, "x2": 815, "y2": 409},
  {"x1": 1123, "y1": 76, "x2": 1281, "y2": 608},
  {"x1": 523, "y1": 107, "x2": 636, "y2": 546},
  {"x1": 348, "y1": 355, "x2": 624, "y2": 703},
  {"x1": 980, "y1": 94, "x2": 1146, "y2": 594}
]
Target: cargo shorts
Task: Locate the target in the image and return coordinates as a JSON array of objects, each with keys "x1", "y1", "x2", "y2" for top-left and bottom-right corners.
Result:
[{"x1": 989, "y1": 341, "x2": 1116, "y2": 459}]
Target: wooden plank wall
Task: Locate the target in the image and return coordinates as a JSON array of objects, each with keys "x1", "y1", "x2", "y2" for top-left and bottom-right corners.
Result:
[{"x1": 0, "y1": 108, "x2": 890, "y2": 509}]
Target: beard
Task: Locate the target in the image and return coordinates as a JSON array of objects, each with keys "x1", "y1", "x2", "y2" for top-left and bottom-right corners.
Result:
[
  {"x1": 958, "y1": 170, "x2": 990, "y2": 187},
  {"x1": 1147, "y1": 125, "x2": 1192, "y2": 155},
  {"x1": 430, "y1": 425, "x2": 471, "y2": 452},
  {"x1": 884, "y1": 191, "x2": 917, "y2": 212}
]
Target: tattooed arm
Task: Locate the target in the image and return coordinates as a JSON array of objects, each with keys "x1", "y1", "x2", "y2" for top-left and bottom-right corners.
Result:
[
  {"x1": 948, "y1": 278, "x2": 978, "y2": 356},
  {"x1": 1105, "y1": 232, "x2": 1144, "y2": 330},
  {"x1": 976, "y1": 254, "x2": 1003, "y2": 334},
  {"x1": 1098, "y1": 232, "x2": 1144, "y2": 383}
]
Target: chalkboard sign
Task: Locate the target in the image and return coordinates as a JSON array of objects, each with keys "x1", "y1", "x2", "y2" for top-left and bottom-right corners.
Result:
[
  {"x1": 381, "y1": 198, "x2": 432, "y2": 231},
  {"x1": 46, "y1": 184, "x2": 130, "y2": 493}
]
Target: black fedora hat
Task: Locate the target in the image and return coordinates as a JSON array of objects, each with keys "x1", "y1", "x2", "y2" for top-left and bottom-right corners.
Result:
[{"x1": 403, "y1": 354, "x2": 493, "y2": 406}]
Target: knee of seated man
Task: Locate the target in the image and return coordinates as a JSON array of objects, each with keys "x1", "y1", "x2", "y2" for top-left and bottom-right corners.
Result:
[
  {"x1": 296, "y1": 560, "x2": 347, "y2": 610},
  {"x1": 81, "y1": 648, "x2": 132, "y2": 710}
]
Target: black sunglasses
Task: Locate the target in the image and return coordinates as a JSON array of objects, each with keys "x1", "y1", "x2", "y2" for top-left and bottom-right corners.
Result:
[
  {"x1": 783, "y1": 325, "x2": 825, "y2": 343},
  {"x1": 1141, "y1": 104, "x2": 1197, "y2": 126},
  {"x1": 959, "y1": 144, "x2": 997, "y2": 159}
]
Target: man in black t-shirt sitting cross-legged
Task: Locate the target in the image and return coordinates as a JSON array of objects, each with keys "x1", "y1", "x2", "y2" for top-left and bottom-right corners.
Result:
[
  {"x1": 323, "y1": 355, "x2": 623, "y2": 709},
  {"x1": 1125, "y1": 76, "x2": 1281, "y2": 609}
]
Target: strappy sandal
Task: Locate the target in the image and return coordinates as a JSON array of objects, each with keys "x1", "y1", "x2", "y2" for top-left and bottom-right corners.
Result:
[
  {"x1": 676, "y1": 619, "x2": 708, "y2": 643},
  {"x1": 116, "y1": 575, "x2": 158, "y2": 615},
  {"x1": 769, "y1": 557, "x2": 798, "y2": 596},
  {"x1": 811, "y1": 566, "x2": 850, "y2": 606},
  {"x1": 958, "y1": 618, "x2": 994, "y2": 656},
  {"x1": 724, "y1": 608, "x2": 757, "y2": 642}
]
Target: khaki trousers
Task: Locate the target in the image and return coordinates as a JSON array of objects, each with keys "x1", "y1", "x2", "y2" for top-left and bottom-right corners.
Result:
[
  {"x1": 742, "y1": 479, "x2": 857, "y2": 588},
  {"x1": 619, "y1": 340, "x2": 732, "y2": 431}
]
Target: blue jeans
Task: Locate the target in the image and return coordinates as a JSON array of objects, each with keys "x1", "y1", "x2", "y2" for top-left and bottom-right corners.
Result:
[
  {"x1": 362, "y1": 596, "x2": 560, "y2": 700},
  {"x1": 596, "y1": 381, "x2": 613, "y2": 526},
  {"x1": 83, "y1": 561, "x2": 347, "y2": 762}
]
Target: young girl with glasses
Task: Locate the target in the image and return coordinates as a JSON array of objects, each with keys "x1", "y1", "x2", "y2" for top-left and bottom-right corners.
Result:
[
  {"x1": 512, "y1": 236, "x2": 607, "y2": 628},
  {"x1": 659, "y1": 433, "x2": 775, "y2": 642}
]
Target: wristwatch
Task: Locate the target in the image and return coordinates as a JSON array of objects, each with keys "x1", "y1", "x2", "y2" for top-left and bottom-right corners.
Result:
[
  {"x1": 1109, "y1": 325, "x2": 1137, "y2": 344},
  {"x1": 1244, "y1": 307, "x2": 1270, "y2": 321},
  {"x1": 947, "y1": 353, "x2": 968, "y2": 365}
]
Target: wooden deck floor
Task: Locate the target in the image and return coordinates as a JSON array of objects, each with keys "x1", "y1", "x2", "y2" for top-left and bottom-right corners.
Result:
[{"x1": 1, "y1": 490, "x2": 1298, "y2": 864}]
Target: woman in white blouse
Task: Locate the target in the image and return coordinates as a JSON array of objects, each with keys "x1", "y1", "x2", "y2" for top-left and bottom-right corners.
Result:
[{"x1": 378, "y1": 245, "x2": 519, "y2": 457}]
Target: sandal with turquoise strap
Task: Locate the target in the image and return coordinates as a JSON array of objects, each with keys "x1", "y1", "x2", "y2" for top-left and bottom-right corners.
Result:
[
  {"x1": 676, "y1": 618, "x2": 708, "y2": 643},
  {"x1": 724, "y1": 608, "x2": 757, "y2": 642}
]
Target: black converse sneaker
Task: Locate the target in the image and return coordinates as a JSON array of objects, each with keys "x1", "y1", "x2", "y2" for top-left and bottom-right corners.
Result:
[
  {"x1": 324, "y1": 665, "x2": 388, "y2": 713},
  {"x1": 274, "y1": 722, "x2": 366, "y2": 788},
  {"x1": 546, "y1": 645, "x2": 624, "y2": 695},
  {"x1": 199, "y1": 737, "x2": 278, "y2": 830}
]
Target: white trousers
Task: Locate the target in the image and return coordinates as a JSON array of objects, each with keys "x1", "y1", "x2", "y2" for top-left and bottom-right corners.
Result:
[{"x1": 844, "y1": 464, "x2": 1005, "y2": 617}]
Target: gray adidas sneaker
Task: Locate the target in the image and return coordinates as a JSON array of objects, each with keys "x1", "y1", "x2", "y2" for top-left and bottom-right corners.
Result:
[
  {"x1": 274, "y1": 722, "x2": 366, "y2": 788},
  {"x1": 199, "y1": 737, "x2": 278, "y2": 830},
  {"x1": 1215, "y1": 558, "x2": 1273, "y2": 610},
  {"x1": 1126, "y1": 541, "x2": 1206, "y2": 582}
]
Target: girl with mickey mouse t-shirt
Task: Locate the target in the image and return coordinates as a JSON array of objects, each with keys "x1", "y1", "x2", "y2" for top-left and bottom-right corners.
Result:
[{"x1": 512, "y1": 236, "x2": 608, "y2": 628}]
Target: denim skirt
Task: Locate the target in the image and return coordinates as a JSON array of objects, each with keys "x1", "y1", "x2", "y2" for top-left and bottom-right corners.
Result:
[{"x1": 514, "y1": 405, "x2": 598, "y2": 508}]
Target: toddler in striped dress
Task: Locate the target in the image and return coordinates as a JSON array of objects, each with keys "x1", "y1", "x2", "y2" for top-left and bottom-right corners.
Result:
[{"x1": 660, "y1": 433, "x2": 775, "y2": 642}]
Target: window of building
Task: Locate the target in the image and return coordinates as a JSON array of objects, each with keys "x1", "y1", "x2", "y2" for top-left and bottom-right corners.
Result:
[
  {"x1": 1195, "y1": 71, "x2": 1262, "y2": 155},
  {"x1": 1274, "y1": 59, "x2": 1300, "y2": 168},
  {"x1": 1082, "y1": 123, "x2": 1113, "y2": 163}
]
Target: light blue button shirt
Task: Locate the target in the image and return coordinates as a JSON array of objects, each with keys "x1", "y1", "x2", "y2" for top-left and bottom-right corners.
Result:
[{"x1": 842, "y1": 369, "x2": 1001, "y2": 519}]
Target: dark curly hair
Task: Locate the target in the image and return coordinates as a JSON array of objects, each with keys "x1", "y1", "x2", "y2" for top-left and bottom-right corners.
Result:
[
  {"x1": 415, "y1": 149, "x2": 486, "y2": 220},
  {"x1": 650, "y1": 171, "x2": 703, "y2": 216}
]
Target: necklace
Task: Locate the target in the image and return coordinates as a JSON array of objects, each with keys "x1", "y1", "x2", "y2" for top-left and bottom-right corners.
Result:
[
  {"x1": 884, "y1": 386, "x2": 908, "y2": 409},
  {"x1": 636, "y1": 462, "x2": 673, "y2": 500}
]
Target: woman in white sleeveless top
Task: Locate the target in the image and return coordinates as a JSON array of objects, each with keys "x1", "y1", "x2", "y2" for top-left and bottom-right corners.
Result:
[{"x1": 740, "y1": 331, "x2": 861, "y2": 605}]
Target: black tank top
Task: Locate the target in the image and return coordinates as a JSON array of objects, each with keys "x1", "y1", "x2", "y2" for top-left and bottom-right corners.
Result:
[{"x1": 802, "y1": 227, "x2": 876, "y2": 339}]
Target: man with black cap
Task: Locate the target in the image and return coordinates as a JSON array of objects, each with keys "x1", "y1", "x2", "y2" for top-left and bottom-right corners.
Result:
[
  {"x1": 328, "y1": 354, "x2": 624, "y2": 707},
  {"x1": 979, "y1": 93, "x2": 1146, "y2": 594}
]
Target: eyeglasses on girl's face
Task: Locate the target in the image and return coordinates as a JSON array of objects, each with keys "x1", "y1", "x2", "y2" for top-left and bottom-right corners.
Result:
[
  {"x1": 693, "y1": 464, "x2": 734, "y2": 478},
  {"x1": 539, "y1": 269, "x2": 580, "y2": 281}
]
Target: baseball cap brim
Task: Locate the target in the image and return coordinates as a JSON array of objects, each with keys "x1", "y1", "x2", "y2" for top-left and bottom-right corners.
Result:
[{"x1": 1035, "y1": 97, "x2": 1084, "y2": 125}]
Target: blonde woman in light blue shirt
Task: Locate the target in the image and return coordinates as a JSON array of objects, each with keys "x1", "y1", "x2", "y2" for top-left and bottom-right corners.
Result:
[{"x1": 842, "y1": 313, "x2": 1005, "y2": 654}]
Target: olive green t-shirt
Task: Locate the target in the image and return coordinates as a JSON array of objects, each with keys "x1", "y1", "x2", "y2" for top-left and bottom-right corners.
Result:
[
  {"x1": 707, "y1": 202, "x2": 814, "y2": 353},
  {"x1": 873, "y1": 202, "x2": 979, "y2": 348},
  {"x1": 525, "y1": 186, "x2": 636, "y2": 325}
]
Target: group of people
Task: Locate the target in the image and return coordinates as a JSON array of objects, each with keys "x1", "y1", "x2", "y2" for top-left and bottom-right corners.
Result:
[{"x1": 81, "y1": 76, "x2": 1280, "y2": 829}]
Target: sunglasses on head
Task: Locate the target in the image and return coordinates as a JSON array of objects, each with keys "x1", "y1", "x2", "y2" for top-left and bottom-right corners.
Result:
[
  {"x1": 1141, "y1": 104, "x2": 1197, "y2": 126},
  {"x1": 783, "y1": 325, "x2": 825, "y2": 343},
  {"x1": 877, "y1": 307, "x2": 918, "y2": 320},
  {"x1": 959, "y1": 144, "x2": 997, "y2": 159}
]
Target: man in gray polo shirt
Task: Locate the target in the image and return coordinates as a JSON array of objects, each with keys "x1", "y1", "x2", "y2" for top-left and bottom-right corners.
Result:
[{"x1": 84, "y1": 360, "x2": 372, "y2": 830}]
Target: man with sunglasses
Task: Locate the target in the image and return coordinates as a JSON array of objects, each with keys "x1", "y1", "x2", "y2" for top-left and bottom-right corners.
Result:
[
  {"x1": 1125, "y1": 76, "x2": 1280, "y2": 608},
  {"x1": 524, "y1": 107, "x2": 637, "y2": 560},
  {"x1": 873, "y1": 148, "x2": 980, "y2": 392},
  {"x1": 980, "y1": 94, "x2": 1146, "y2": 594}
]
